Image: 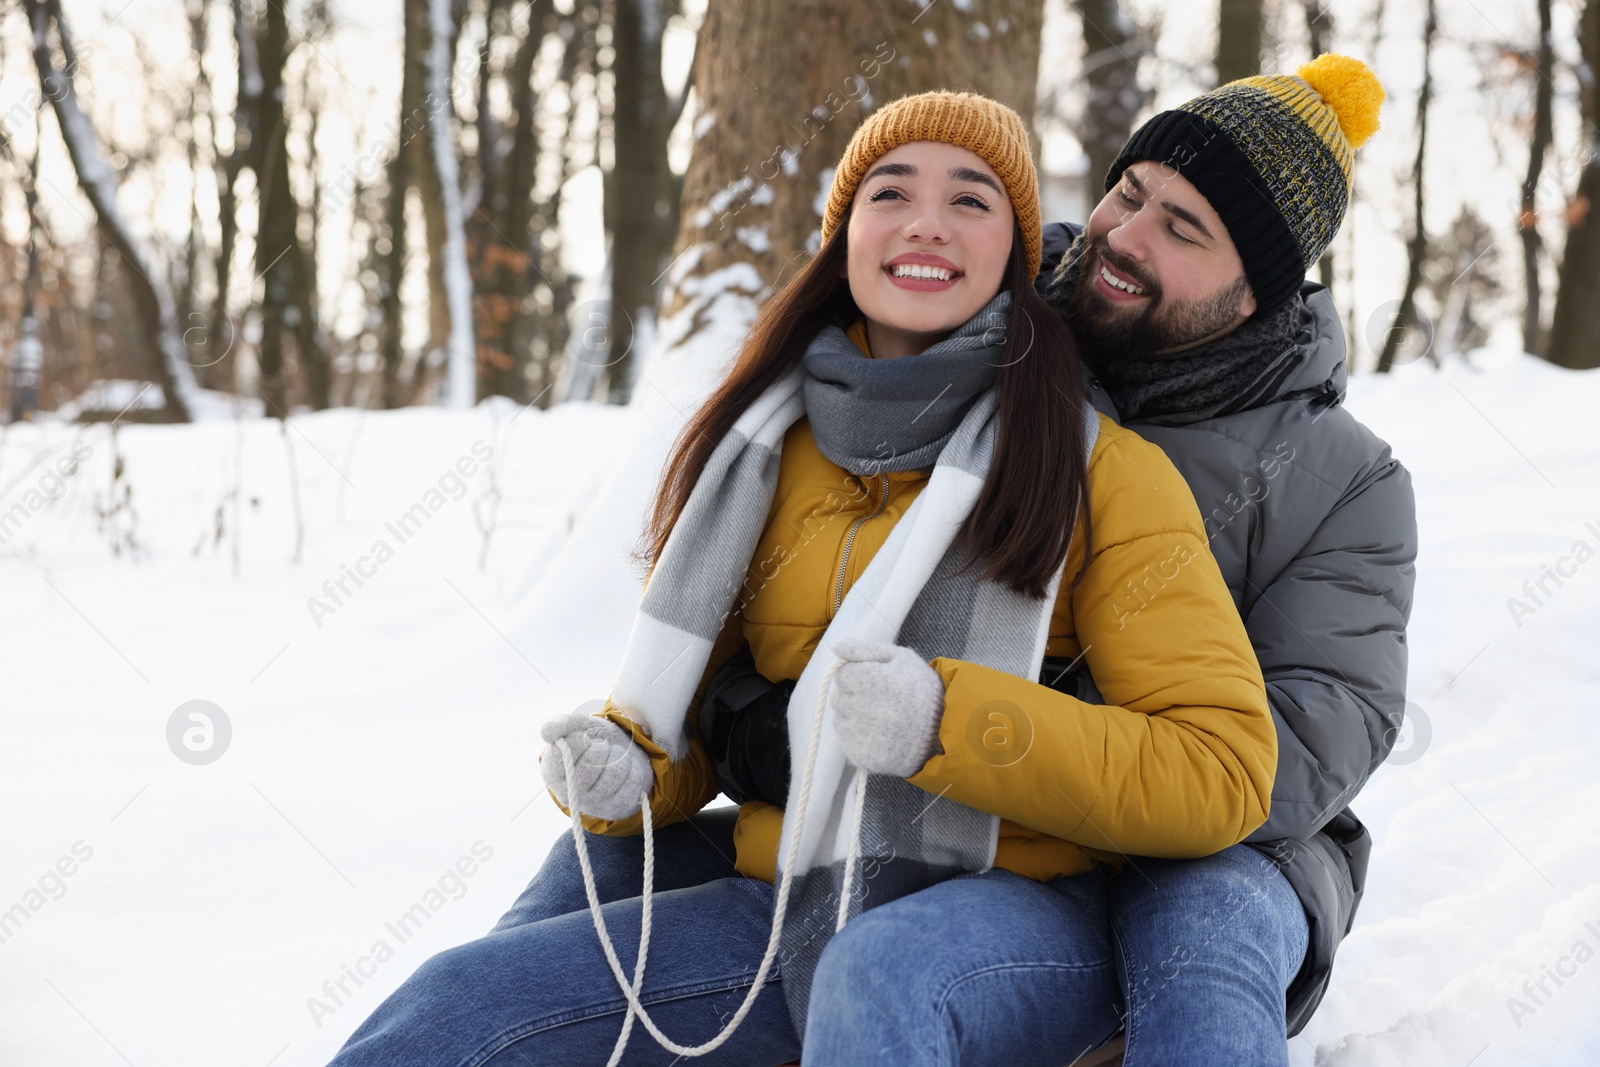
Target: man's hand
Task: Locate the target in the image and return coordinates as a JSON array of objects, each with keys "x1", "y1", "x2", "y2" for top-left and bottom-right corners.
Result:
[
  {"x1": 830, "y1": 638, "x2": 946, "y2": 777},
  {"x1": 539, "y1": 709, "x2": 653, "y2": 821}
]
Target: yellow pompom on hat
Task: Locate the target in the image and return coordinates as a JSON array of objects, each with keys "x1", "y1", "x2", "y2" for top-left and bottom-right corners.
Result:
[
  {"x1": 820, "y1": 90, "x2": 1042, "y2": 279},
  {"x1": 1106, "y1": 53, "x2": 1385, "y2": 312}
]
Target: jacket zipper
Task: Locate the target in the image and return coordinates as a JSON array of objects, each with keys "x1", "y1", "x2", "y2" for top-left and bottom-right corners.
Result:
[{"x1": 831, "y1": 472, "x2": 891, "y2": 619}]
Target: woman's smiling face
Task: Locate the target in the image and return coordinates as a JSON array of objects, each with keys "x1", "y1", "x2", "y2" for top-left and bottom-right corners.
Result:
[{"x1": 845, "y1": 140, "x2": 1016, "y2": 360}]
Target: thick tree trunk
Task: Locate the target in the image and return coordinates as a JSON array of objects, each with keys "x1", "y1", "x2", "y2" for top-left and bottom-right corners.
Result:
[
  {"x1": 1074, "y1": 0, "x2": 1147, "y2": 195},
  {"x1": 600, "y1": 0, "x2": 674, "y2": 405},
  {"x1": 1545, "y1": 0, "x2": 1600, "y2": 370},
  {"x1": 26, "y1": 0, "x2": 198, "y2": 421},
  {"x1": 1377, "y1": 0, "x2": 1435, "y2": 373},
  {"x1": 1216, "y1": 0, "x2": 1262, "y2": 85},
  {"x1": 657, "y1": 0, "x2": 1045, "y2": 379},
  {"x1": 1519, "y1": 0, "x2": 1554, "y2": 357}
]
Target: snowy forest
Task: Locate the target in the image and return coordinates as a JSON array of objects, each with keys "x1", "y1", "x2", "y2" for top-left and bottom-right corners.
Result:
[
  {"x1": 2, "y1": 0, "x2": 1599, "y2": 1065},
  {"x1": 0, "y1": 0, "x2": 1596, "y2": 421}
]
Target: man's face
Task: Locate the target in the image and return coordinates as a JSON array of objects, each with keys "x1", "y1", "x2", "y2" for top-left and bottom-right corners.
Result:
[{"x1": 1067, "y1": 161, "x2": 1258, "y2": 357}]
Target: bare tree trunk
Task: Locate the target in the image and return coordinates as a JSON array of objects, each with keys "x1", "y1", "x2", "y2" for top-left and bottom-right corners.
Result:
[
  {"x1": 536, "y1": 9, "x2": 594, "y2": 405},
  {"x1": 411, "y1": 0, "x2": 476, "y2": 407},
  {"x1": 658, "y1": 0, "x2": 1045, "y2": 373},
  {"x1": 470, "y1": 0, "x2": 509, "y2": 398},
  {"x1": 432, "y1": 0, "x2": 476, "y2": 407},
  {"x1": 474, "y1": 0, "x2": 505, "y2": 222},
  {"x1": 1302, "y1": 0, "x2": 1335, "y2": 289},
  {"x1": 471, "y1": 0, "x2": 555, "y2": 404},
  {"x1": 1377, "y1": 0, "x2": 1435, "y2": 373},
  {"x1": 26, "y1": 0, "x2": 197, "y2": 420},
  {"x1": 8, "y1": 126, "x2": 45, "y2": 422},
  {"x1": 254, "y1": 0, "x2": 290, "y2": 415},
  {"x1": 182, "y1": 1, "x2": 206, "y2": 366},
  {"x1": 1217, "y1": 0, "x2": 1262, "y2": 85},
  {"x1": 1519, "y1": 0, "x2": 1554, "y2": 356},
  {"x1": 1546, "y1": 0, "x2": 1600, "y2": 370},
  {"x1": 1343, "y1": 0, "x2": 1386, "y2": 363},
  {"x1": 305, "y1": 29, "x2": 325, "y2": 380},
  {"x1": 382, "y1": 0, "x2": 427, "y2": 408},
  {"x1": 205, "y1": 0, "x2": 256, "y2": 393},
  {"x1": 1074, "y1": 0, "x2": 1148, "y2": 196},
  {"x1": 413, "y1": 0, "x2": 448, "y2": 391},
  {"x1": 599, "y1": 0, "x2": 674, "y2": 405},
  {"x1": 254, "y1": 0, "x2": 331, "y2": 412}
]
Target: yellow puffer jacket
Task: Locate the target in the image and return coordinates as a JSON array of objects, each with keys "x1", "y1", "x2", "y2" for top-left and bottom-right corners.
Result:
[{"x1": 549, "y1": 354, "x2": 1276, "y2": 883}]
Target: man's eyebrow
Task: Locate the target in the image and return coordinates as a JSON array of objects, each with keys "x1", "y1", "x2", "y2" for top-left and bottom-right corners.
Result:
[
  {"x1": 948, "y1": 165, "x2": 1004, "y2": 194},
  {"x1": 1124, "y1": 168, "x2": 1216, "y2": 241},
  {"x1": 1160, "y1": 200, "x2": 1215, "y2": 241}
]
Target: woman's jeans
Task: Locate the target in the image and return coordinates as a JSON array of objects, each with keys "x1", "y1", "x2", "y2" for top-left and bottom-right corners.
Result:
[{"x1": 326, "y1": 807, "x2": 1307, "y2": 1066}]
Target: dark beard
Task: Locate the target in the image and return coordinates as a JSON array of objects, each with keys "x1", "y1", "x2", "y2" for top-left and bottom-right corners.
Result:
[{"x1": 1064, "y1": 236, "x2": 1250, "y2": 364}]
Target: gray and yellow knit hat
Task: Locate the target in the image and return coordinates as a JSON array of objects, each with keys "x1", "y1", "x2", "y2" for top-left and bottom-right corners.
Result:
[{"x1": 1106, "y1": 54, "x2": 1384, "y2": 313}]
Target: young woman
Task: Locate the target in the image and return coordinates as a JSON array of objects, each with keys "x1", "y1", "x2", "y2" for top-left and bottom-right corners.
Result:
[{"x1": 327, "y1": 91, "x2": 1276, "y2": 1067}]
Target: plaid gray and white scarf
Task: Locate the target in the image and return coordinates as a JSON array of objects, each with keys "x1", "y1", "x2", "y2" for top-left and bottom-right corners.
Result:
[{"x1": 606, "y1": 289, "x2": 1098, "y2": 1034}]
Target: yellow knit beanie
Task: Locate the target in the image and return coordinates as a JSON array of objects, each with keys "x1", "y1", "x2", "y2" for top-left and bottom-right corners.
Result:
[{"x1": 820, "y1": 91, "x2": 1042, "y2": 278}]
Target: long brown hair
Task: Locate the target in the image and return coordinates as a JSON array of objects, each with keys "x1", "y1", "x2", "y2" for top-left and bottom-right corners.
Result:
[{"x1": 632, "y1": 208, "x2": 1094, "y2": 601}]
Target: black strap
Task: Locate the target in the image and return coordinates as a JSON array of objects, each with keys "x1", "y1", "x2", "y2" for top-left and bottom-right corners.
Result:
[{"x1": 698, "y1": 648, "x2": 793, "y2": 806}]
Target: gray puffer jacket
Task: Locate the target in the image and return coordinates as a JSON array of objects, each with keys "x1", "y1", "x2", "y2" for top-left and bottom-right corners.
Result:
[{"x1": 1038, "y1": 222, "x2": 1419, "y2": 1035}]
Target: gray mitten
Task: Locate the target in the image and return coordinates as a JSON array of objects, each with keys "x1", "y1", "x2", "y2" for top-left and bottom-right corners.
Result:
[
  {"x1": 829, "y1": 637, "x2": 947, "y2": 777},
  {"x1": 539, "y1": 707, "x2": 653, "y2": 821}
]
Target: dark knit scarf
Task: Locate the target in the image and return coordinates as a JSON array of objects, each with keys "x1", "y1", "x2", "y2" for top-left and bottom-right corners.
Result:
[{"x1": 1047, "y1": 232, "x2": 1311, "y2": 422}]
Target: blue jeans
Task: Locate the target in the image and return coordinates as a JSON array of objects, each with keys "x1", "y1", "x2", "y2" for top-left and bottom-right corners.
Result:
[
  {"x1": 327, "y1": 808, "x2": 1305, "y2": 1066},
  {"x1": 327, "y1": 808, "x2": 1120, "y2": 1066},
  {"x1": 1108, "y1": 846, "x2": 1309, "y2": 1066}
]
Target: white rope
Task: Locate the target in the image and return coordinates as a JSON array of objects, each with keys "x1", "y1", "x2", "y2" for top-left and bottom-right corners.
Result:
[{"x1": 556, "y1": 652, "x2": 867, "y2": 1062}]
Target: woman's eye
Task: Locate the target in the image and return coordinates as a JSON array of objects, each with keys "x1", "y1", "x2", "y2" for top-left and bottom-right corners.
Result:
[
  {"x1": 867, "y1": 188, "x2": 904, "y2": 203},
  {"x1": 954, "y1": 194, "x2": 990, "y2": 210}
]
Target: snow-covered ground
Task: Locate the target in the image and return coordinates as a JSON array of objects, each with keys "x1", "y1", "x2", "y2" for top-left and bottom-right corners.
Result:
[{"x1": 0, "y1": 350, "x2": 1595, "y2": 1066}]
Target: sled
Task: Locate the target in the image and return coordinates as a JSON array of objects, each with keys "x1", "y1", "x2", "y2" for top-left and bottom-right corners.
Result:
[
  {"x1": 773, "y1": 1031, "x2": 1125, "y2": 1065},
  {"x1": 1069, "y1": 1033, "x2": 1126, "y2": 1065}
]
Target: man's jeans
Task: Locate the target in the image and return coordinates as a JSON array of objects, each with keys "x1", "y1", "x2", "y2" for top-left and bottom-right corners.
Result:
[{"x1": 327, "y1": 807, "x2": 1306, "y2": 1066}]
